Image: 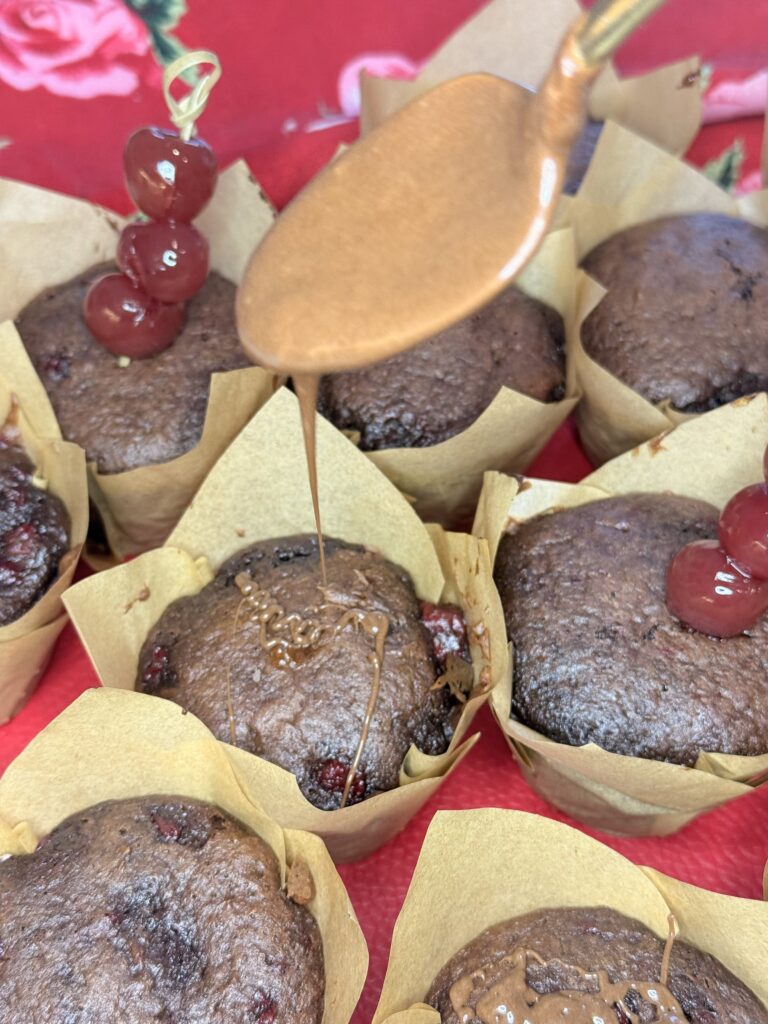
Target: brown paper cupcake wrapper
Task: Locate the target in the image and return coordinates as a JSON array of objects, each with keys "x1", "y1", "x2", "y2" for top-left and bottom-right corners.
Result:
[
  {"x1": 64, "y1": 387, "x2": 507, "y2": 861},
  {"x1": 0, "y1": 162, "x2": 279, "y2": 560},
  {"x1": 348, "y1": 227, "x2": 583, "y2": 527},
  {"x1": 472, "y1": 395, "x2": 768, "y2": 835},
  {"x1": 0, "y1": 688, "x2": 368, "y2": 1024},
  {"x1": 359, "y1": 0, "x2": 701, "y2": 157},
  {"x1": 0, "y1": 327, "x2": 88, "y2": 720},
  {"x1": 372, "y1": 809, "x2": 768, "y2": 1023},
  {"x1": 567, "y1": 121, "x2": 768, "y2": 464}
]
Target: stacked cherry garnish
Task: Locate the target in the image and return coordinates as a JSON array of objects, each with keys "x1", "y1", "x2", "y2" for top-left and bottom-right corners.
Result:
[
  {"x1": 84, "y1": 54, "x2": 220, "y2": 360},
  {"x1": 667, "y1": 443, "x2": 768, "y2": 638}
]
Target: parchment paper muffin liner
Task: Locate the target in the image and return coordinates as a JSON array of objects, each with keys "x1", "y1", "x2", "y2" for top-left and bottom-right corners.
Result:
[
  {"x1": 472, "y1": 395, "x2": 768, "y2": 836},
  {"x1": 0, "y1": 323, "x2": 88, "y2": 722},
  {"x1": 359, "y1": 0, "x2": 701, "y2": 165},
  {"x1": 0, "y1": 688, "x2": 368, "y2": 1024},
  {"x1": 372, "y1": 809, "x2": 768, "y2": 1023},
  {"x1": 63, "y1": 387, "x2": 507, "y2": 861},
  {"x1": 333, "y1": 227, "x2": 582, "y2": 527},
  {"x1": 0, "y1": 162, "x2": 279, "y2": 560},
  {"x1": 567, "y1": 121, "x2": 768, "y2": 465}
]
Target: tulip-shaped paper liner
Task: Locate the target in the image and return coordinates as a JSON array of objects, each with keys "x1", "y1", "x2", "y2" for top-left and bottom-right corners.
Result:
[
  {"x1": 0, "y1": 165, "x2": 279, "y2": 560},
  {"x1": 372, "y1": 809, "x2": 768, "y2": 1024},
  {"x1": 329, "y1": 227, "x2": 582, "y2": 527},
  {"x1": 0, "y1": 322, "x2": 88, "y2": 722},
  {"x1": 359, "y1": 0, "x2": 701, "y2": 164},
  {"x1": 0, "y1": 688, "x2": 368, "y2": 1023},
  {"x1": 568, "y1": 121, "x2": 768, "y2": 465},
  {"x1": 473, "y1": 395, "x2": 768, "y2": 836},
  {"x1": 64, "y1": 386, "x2": 506, "y2": 861}
]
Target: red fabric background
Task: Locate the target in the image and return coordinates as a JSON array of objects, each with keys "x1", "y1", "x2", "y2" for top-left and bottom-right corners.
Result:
[{"x1": 1, "y1": 3, "x2": 767, "y2": 1022}]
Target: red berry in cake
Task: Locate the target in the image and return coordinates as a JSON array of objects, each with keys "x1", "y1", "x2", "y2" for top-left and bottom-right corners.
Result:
[
  {"x1": 313, "y1": 758, "x2": 366, "y2": 803},
  {"x1": 124, "y1": 126, "x2": 217, "y2": 222},
  {"x1": 718, "y1": 482, "x2": 768, "y2": 580},
  {"x1": 666, "y1": 539, "x2": 768, "y2": 638},
  {"x1": 117, "y1": 220, "x2": 209, "y2": 303},
  {"x1": 419, "y1": 601, "x2": 470, "y2": 665},
  {"x1": 83, "y1": 273, "x2": 185, "y2": 359}
]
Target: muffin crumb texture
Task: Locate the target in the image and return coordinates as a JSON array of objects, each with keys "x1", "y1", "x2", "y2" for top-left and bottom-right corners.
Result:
[
  {"x1": 582, "y1": 213, "x2": 768, "y2": 411},
  {"x1": 16, "y1": 264, "x2": 248, "y2": 474},
  {"x1": 0, "y1": 431, "x2": 69, "y2": 625},
  {"x1": 494, "y1": 493, "x2": 768, "y2": 764},
  {"x1": 428, "y1": 906, "x2": 767, "y2": 1024},
  {"x1": 318, "y1": 287, "x2": 564, "y2": 450},
  {"x1": 137, "y1": 534, "x2": 465, "y2": 809},
  {"x1": 0, "y1": 796, "x2": 325, "y2": 1024}
]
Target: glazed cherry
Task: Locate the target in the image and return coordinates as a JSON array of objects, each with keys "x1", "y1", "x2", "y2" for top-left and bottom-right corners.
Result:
[
  {"x1": 764, "y1": 445, "x2": 768, "y2": 483},
  {"x1": 83, "y1": 274, "x2": 185, "y2": 359},
  {"x1": 718, "y1": 482, "x2": 768, "y2": 580},
  {"x1": 117, "y1": 220, "x2": 209, "y2": 303},
  {"x1": 666, "y1": 539, "x2": 768, "y2": 638},
  {"x1": 124, "y1": 126, "x2": 217, "y2": 222}
]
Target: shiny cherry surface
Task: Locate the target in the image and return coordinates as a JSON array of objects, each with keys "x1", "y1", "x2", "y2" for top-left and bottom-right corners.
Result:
[
  {"x1": 117, "y1": 220, "x2": 209, "y2": 303},
  {"x1": 666, "y1": 539, "x2": 768, "y2": 638},
  {"x1": 124, "y1": 126, "x2": 217, "y2": 222},
  {"x1": 718, "y1": 482, "x2": 768, "y2": 580},
  {"x1": 83, "y1": 273, "x2": 185, "y2": 359}
]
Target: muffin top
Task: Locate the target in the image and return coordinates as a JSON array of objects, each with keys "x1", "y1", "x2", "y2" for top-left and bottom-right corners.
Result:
[
  {"x1": 137, "y1": 534, "x2": 466, "y2": 809},
  {"x1": 494, "y1": 492, "x2": 768, "y2": 764},
  {"x1": 317, "y1": 286, "x2": 564, "y2": 451},
  {"x1": 581, "y1": 213, "x2": 768, "y2": 411},
  {"x1": 0, "y1": 435, "x2": 69, "y2": 625},
  {"x1": 427, "y1": 906, "x2": 767, "y2": 1024},
  {"x1": 16, "y1": 263, "x2": 249, "y2": 474},
  {"x1": 0, "y1": 796, "x2": 325, "y2": 1024}
]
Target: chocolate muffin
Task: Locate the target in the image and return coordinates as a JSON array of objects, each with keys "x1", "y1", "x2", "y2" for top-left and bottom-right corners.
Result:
[
  {"x1": 15, "y1": 263, "x2": 249, "y2": 474},
  {"x1": 0, "y1": 796, "x2": 324, "y2": 1023},
  {"x1": 317, "y1": 287, "x2": 564, "y2": 450},
  {"x1": 494, "y1": 492, "x2": 768, "y2": 764},
  {"x1": 137, "y1": 534, "x2": 469, "y2": 810},
  {"x1": 581, "y1": 213, "x2": 768, "y2": 411},
  {"x1": 428, "y1": 906, "x2": 767, "y2": 1024},
  {"x1": 0, "y1": 435, "x2": 69, "y2": 625},
  {"x1": 563, "y1": 118, "x2": 603, "y2": 195}
]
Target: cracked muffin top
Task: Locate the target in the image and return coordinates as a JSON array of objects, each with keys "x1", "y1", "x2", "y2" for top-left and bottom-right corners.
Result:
[
  {"x1": 581, "y1": 213, "x2": 768, "y2": 411},
  {"x1": 0, "y1": 796, "x2": 325, "y2": 1024}
]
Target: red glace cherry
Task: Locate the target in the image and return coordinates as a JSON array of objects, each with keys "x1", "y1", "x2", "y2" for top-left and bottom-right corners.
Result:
[
  {"x1": 84, "y1": 274, "x2": 185, "y2": 359},
  {"x1": 84, "y1": 51, "x2": 220, "y2": 359},
  {"x1": 667, "y1": 441, "x2": 768, "y2": 637},
  {"x1": 666, "y1": 540, "x2": 768, "y2": 638},
  {"x1": 117, "y1": 220, "x2": 209, "y2": 303},
  {"x1": 718, "y1": 482, "x2": 768, "y2": 580},
  {"x1": 124, "y1": 126, "x2": 217, "y2": 223}
]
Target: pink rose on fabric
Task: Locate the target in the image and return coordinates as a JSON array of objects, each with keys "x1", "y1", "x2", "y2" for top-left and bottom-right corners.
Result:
[
  {"x1": 702, "y1": 70, "x2": 768, "y2": 125},
  {"x1": 0, "y1": 0, "x2": 151, "y2": 99},
  {"x1": 337, "y1": 52, "x2": 421, "y2": 118}
]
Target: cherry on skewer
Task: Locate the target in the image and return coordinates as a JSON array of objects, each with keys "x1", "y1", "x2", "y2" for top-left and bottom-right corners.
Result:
[
  {"x1": 84, "y1": 274, "x2": 185, "y2": 360},
  {"x1": 118, "y1": 220, "x2": 209, "y2": 303},
  {"x1": 124, "y1": 127, "x2": 218, "y2": 223}
]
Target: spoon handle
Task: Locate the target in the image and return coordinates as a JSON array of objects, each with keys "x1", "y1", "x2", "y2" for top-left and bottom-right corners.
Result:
[{"x1": 576, "y1": 0, "x2": 669, "y2": 66}]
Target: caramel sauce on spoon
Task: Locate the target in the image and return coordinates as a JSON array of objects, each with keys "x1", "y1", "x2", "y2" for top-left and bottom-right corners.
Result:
[
  {"x1": 233, "y1": 0, "x2": 669, "y2": 798},
  {"x1": 236, "y1": 0, "x2": 669, "y2": 558}
]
